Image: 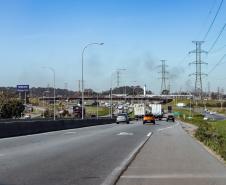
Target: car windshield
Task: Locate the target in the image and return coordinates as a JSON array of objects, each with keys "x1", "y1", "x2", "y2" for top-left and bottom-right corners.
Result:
[
  {"x1": 118, "y1": 114, "x2": 126, "y2": 117},
  {"x1": 145, "y1": 114, "x2": 153, "y2": 116},
  {"x1": 1, "y1": 1, "x2": 226, "y2": 185}
]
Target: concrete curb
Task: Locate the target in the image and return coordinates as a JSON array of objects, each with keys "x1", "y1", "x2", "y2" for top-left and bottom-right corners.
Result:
[{"x1": 101, "y1": 132, "x2": 153, "y2": 185}]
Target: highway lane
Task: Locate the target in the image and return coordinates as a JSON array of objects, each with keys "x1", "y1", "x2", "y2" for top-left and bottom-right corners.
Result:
[
  {"x1": 204, "y1": 112, "x2": 226, "y2": 120},
  {"x1": 0, "y1": 120, "x2": 173, "y2": 185}
]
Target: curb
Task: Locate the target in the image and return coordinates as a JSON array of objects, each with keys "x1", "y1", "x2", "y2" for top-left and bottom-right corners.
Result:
[{"x1": 101, "y1": 132, "x2": 153, "y2": 185}]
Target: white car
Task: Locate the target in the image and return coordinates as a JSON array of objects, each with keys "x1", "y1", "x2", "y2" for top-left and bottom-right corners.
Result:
[
  {"x1": 117, "y1": 105, "x2": 123, "y2": 110},
  {"x1": 24, "y1": 115, "x2": 31, "y2": 119},
  {"x1": 116, "y1": 113, "x2": 130, "y2": 124}
]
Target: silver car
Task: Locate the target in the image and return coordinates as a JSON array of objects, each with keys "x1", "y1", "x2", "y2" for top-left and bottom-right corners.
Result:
[{"x1": 116, "y1": 113, "x2": 130, "y2": 124}]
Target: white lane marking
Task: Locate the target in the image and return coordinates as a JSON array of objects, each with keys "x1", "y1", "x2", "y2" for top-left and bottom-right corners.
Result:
[
  {"x1": 121, "y1": 174, "x2": 226, "y2": 179},
  {"x1": 147, "y1": 132, "x2": 152, "y2": 137},
  {"x1": 117, "y1": 132, "x2": 133, "y2": 136},
  {"x1": 101, "y1": 133, "x2": 151, "y2": 185},
  {"x1": 158, "y1": 126, "x2": 173, "y2": 131},
  {"x1": 158, "y1": 122, "x2": 180, "y2": 132}
]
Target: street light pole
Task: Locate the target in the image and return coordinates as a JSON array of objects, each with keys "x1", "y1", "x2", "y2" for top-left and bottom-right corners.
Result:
[
  {"x1": 42, "y1": 90, "x2": 49, "y2": 118},
  {"x1": 188, "y1": 91, "x2": 193, "y2": 118},
  {"x1": 131, "y1": 81, "x2": 137, "y2": 104},
  {"x1": 97, "y1": 93, "x2": 99, "y2": 119},
  {"x1": 43, "y1": 67, "x2": 56, "y2": 120},
  {"x1": 81, "y1": 42, "x2": 104, "y2": 120},
  {"x1": 42, "y1": 92, "x2": 45, "y2": 118}
]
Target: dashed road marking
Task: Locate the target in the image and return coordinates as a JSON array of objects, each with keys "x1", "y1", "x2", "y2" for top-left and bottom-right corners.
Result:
[
  {"x1": 147, "y1": 132, "x2": 152, "y2": 137},
  {"x1": 157, "y1": 122, "x2": 180, "y2": 132},
  {"x1": 117, "y1": 132, "x2": 134, "y2": 136},
  {"x1": 158, "y1": 126, "x2": 174, "y2": 131}
]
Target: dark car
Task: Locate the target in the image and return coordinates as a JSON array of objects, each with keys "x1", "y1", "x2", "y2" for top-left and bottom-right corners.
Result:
[
  {"x1": 154, "y1": 114, "x2": 163, "y2": 120},
  {"x1": 167, "y1": 114, "x2": 175, "y2": 122}
]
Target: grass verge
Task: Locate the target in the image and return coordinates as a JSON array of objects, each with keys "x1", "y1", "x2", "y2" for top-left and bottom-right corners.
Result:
[
  {"x1": 175, "y1": 108, "x2": 226, "y2": 161},
  {"x1": 195, "y1": 120, "x2": 226, "y2": 161},
  {"x1": 85, "y1": 106, "x2": 109, "y2": 117}
]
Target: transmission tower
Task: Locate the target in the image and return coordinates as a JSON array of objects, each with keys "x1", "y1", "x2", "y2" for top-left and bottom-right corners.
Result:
[
  {"x1": 116, "y1": 68, "x2": 126, "y2": 87},
  {"x1": 159, "y1": 60, "x2": 169, "y2": 94},
  {"x1": 189, "y1": 41, "x2": 208, "y2": 99}
]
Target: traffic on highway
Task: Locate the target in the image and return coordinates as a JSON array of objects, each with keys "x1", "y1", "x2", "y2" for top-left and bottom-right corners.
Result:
[{"x1": 1, "y1": 0, "x2": 226, "y2": 185}]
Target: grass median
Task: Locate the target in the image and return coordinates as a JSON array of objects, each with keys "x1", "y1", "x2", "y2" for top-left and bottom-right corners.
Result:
[{"x1": 85, "y1": 106, "x2": 109, "y2": 117}]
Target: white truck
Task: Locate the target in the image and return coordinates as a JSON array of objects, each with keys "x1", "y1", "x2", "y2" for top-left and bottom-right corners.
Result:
[
  {"x1": 134, "y1": 103, "x2": 145, "y2": 119},
  {"x1": 149, "y1": 104, "x2": 163, "y2": 120}
]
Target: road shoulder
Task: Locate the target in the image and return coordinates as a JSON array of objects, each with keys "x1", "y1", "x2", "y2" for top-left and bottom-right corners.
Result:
[{"x1": 116, "y1": 121, "x2": 226, "y2": 185}]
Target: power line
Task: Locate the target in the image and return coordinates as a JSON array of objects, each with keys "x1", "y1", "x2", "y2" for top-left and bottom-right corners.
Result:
[
  {"x1": 177, "y1": 1, "x2": 219, "y2": 70},
  {"x1": 196, "y1": 0, "x2": 217, "y2": 40},
  {"x1": 203, "y1": 0, "x2": 224, "y2": 41},
  {"x1": 176, "y1": 53, "x2": 190, "y2": 66},
  {"x1": 208, "y1": 53, "x2": 226, "y2": 74},
  {"x1": 208, "y1": 23, "x2": 226, "y2": 52},
  {"x1": 211, "y1": 44, "x2": 226, "y2": 53}
]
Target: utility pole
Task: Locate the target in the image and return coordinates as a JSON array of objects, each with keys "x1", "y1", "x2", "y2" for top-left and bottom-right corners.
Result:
[
  {"x1": 221, "y1": 88, "x2": 224, "y2": 109},
  {"x1": 218, "y1": 87, "x2": 220, "y2": 100},
  {"x1": 208, "y1": 81, "x2": 211, "y2": 99},
  {"x1": 64, "y1": 82, "x2": 68, "y2": 97},
  {"x1": 189, "y1": 41, "x2": 207, "y2": 99},
  {"x1": 159, "y1": 60, "x2": 169, "y2": 94},
  {"x1": 78, "y1": 80, "x2": 81, "y2": 94},
  {"x1": 117, "y1": 70, "x2": 120, "y2": 87},
  {"x1": 64, "y1": 82, "x2": 68, "y2": 108},
  {"x1": 168, "y1": 79, "x2": 171, "y2": 93}
]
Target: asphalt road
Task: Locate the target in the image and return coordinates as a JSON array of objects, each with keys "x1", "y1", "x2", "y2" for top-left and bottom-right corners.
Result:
[
  {"x1": 204, "y1": 112, "x2": 226, "y2": 120},
  {"x1": 0, "y1": 120, "x2": 172, "y2": 185},
  {"x1": 117, "y1": 121, "x2": 226, "y2": 185}
]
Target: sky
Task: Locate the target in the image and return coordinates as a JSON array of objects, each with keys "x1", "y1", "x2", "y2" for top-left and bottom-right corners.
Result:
[{"x1": 0, "y1": 0, "x2": 226, "y2": 94}]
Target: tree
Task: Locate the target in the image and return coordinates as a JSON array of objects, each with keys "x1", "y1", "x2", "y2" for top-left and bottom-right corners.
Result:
[
  {"x1": 162, "y1": 89, "x2": 170, "y2": 95},
  {"x1": 0, "y1": 100, "x2": 25, "y2": 118}
]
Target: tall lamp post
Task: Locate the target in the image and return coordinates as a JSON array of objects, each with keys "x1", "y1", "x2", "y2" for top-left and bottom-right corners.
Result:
[
  {"x1": 43, "y1": 67, "x2": 56, "y2": 120},
  {"x1": 42, "y1": 90, "x2": 49, "y2": 118},
  {"x1": 81, "y1": 42, "x2": 104, "y2": 120},
  {"x1": 110, "y1": 72, "x2": 115, "y2": 118},
  {"x1": 131, "y1": 81, "x2": 137, "y2": 104}
]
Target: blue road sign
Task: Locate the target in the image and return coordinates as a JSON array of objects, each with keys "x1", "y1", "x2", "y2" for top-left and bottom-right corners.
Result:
[{"x1": 17, "y1": 85, "x2": 29, "y2": 92}]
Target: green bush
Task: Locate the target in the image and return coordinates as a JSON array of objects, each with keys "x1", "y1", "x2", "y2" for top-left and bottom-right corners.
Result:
[
  {"x1": 195, "y1": 122, "x2": 226, "y2": 160},
  {"x1": 0, "y1": 100, "x2": 25, "y2": 118}
]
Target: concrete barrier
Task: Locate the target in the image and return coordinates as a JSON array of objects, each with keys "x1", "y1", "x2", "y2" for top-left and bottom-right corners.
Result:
[{"x1": 0, "y1": 118, "x2": 116, "y2": 138}]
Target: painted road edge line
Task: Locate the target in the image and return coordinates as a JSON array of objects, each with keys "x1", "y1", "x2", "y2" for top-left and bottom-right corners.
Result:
[{"x1": 101, "y1": 132, "x2": 153, "y2": 185}]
